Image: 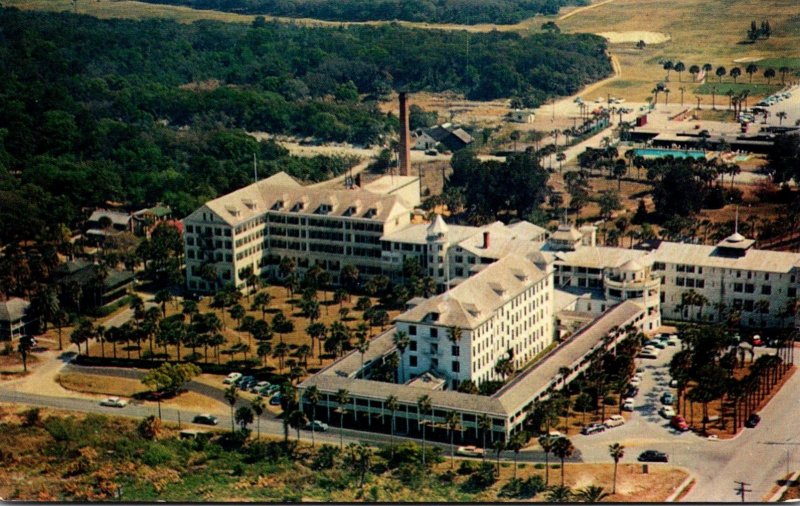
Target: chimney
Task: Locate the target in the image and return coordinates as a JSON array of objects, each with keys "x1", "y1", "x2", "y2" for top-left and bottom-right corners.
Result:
[
  {"x1": 483, "y1": 231, "x2": 490, "y2": 249},
  {"x1": 398, "y1": 92, "x2": 411, "y2": 176}
]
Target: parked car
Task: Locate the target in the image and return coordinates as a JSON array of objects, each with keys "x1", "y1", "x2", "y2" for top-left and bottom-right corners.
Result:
[
  {"x1": 604, "y1": 415, "x2": 625, "y2": 428},
  {"x1": 622, "y1": 398, "x2": 635, "y2": 411},
  {"x1": 456, "y1": 445, "x2": 485, "y2": 457},
  {"x1": 653, "y1": 341, "x2": 667, "y2": 349},
  {"x1": 751, "y1": 335, "x2": 763, "y2": 346},
  {"x1": 659, "y1": 406, "x2": 676, "y2": 419},
  {"x1": 424, "y1": 149, "x2": 438, "y2": 156},
  {"x1": 540, "y1": 430, "x2": 565, "y2": 443},
  {"x1": 100, "y1": 397, "x2": 128, "y2": 408},
  {"x1": 223, "y1": 372, "x2": 242, "y2": 384},
  {"x1": 668, "y1": 336, "x2": 679, "y2": 346},
  {"x1": 305, "y1": 420, "x2": 329, "y2": 432},
  {"x1": 745, "y1": 413, "x2": 761, "y2": 428},
  {"x1": 661, "y1": 392, "x2": 674, "y2": 405},
  {"x1": 581, "y1": 423, "x2": 606, "y2": 435},
  {"x1": 671, "y1": 415, "x2": 690, "y2": 431},
  {"x1": 669, "y1": 379, "x2": 679, "y2": 388},
  {"x1": 269, "y1": 393, "x2": 282, "y2": 406},
  {"x1": 638, "y1": 450, "x2": 668, "y2": 462},
  {"x1": 192, "y1": 414, "x2": 219, "y2": 426},
  {"x1": 253, "y1": 380, "x2": 271, "y2": 391},
  {"x1": 624, "y1": 386, "x2": 639, "y2": 398},
  {"x1": 629, "y1": 376, "x2": 642, "y2": 387}
]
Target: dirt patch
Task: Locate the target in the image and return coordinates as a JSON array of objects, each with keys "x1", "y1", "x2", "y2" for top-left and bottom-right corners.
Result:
[
  {"x1": 56, "y1": 372, "x2": 146, "y2": 397},
  {"x1": 597, "y1": 31, "x2": 671, "y2": 45}
]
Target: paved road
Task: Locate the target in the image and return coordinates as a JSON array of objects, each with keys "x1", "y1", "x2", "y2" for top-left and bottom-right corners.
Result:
[
  {"x1": 570, "y1": 341, "x2": 795, "y2": 502},
  {"x1": 1, "y1": 364, "x2": 579, "y2": 464}
]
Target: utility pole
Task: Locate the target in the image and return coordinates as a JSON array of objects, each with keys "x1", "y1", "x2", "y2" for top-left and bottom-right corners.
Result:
[
  {"x1": 253, "y1": 153, "x2": 258, "y2": 183},
  {"x1": 734, "y1": 481, "x2": 751, "y2": 502}
]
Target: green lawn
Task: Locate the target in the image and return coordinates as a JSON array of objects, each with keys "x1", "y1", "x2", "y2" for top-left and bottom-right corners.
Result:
[{"x1": 695, "y1": 82, "x2": 780, "y2": 96}]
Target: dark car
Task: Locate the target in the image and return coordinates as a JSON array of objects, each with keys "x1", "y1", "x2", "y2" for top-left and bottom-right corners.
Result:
[
  {"x1": 624, "y1": 387, "x2": 639, "y2": 398},
  {"x1": 192, "y1": 414, "x2": 219, "y2": 426},
  {"x1": 638, "y1": 450, "x2": 668, "y2": 463},
  {"x1": 745, "y1": 413, "x2": 761, "y2": 428}
]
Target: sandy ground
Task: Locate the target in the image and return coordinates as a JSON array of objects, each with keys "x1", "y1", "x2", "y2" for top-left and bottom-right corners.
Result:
[
  {"x1": 598, "y1": 31, "x2": 671, "y2": 44},
  {"x1": 733, "y1": 57, "x2": 765, "y2": 63}
]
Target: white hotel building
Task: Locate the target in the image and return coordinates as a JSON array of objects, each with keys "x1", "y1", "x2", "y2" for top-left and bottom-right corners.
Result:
[{"x1": 186, "y1": 173, "x2": 800, "y2": 439}]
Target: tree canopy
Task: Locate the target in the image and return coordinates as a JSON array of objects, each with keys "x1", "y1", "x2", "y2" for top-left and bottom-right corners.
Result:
[{"x1": 140, "y1": 0, "x2": 588, "y2": 25}]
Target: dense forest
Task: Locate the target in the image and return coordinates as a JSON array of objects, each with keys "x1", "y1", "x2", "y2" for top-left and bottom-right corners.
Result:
[
  {"x1": 0, "y1": 7, "x2": 610, "y2": 245},
  {"x1": 140, "y1": 0, "x2": 587, "y2": 25}
]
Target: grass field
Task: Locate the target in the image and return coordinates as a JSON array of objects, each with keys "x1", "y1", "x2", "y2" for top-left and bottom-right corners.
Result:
[
  {"x1": 695, "y1": 82, "x2": 781, "y2": 96},
  {"x1": 557, "y1": 0, "x2": 800, "y2": 101}
]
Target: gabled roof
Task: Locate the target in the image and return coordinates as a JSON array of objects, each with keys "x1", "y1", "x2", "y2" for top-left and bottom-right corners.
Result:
[
  {"x1": 550, "y1": 224, "x2": 582, "y2": 242},
  {"x1": 192, "y1": 171, "x2": 410, "y2": 227},
  {"x1": 650, "y1": 241, "x2": 799, "y2": 273},
  {"x1": 88, "y1": 210, "x2": 130, "y2": 226},
  {"x1": 395, "y1": 254, "x2": 548, "y2": 329},
  {"x1": 0, "y1": 297, "x2": 30, "y2": 322}
]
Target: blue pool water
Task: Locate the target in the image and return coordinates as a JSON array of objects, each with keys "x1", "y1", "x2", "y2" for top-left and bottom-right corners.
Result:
[{"x1": 634, "y1": 148, "x2": 706, "y2": 159}]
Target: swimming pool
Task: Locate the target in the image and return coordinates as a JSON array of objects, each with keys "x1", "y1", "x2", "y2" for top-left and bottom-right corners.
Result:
[{"x1": 633, "y1": 148, "x2": 707, "y2": 160}]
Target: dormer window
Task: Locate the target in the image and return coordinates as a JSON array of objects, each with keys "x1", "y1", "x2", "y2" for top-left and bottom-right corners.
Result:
[
  {"x1": 316, "y1": 204, "x2": 332, "y2": 215},
  {"x1": 364, "y1": 208, "x2": 377, "y2": 219},
  {"x1": 489, "y1": 282, "x2": 506, "y2": 296},
  {"x1": 225, "y1": 205, "x2": 240, "y2": 217},
  {"x1": 242, "y1": 198, "x2": 257, "y2": 210},
  {"x1": 291, "y1": 201, "x2": 305, "y2": 212},
  {"x1": 272, "y1": 200, "x2": 284, "y2": 211},
  {"x1": 345, "y1": 205, "x2": 358, "y2": 216}
]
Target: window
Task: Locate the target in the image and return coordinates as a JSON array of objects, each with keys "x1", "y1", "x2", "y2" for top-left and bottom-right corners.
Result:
[
  {"x1": 452, "y1": 361, "x2": 460, "y2": 373},
  {"x1": 431, "y1": 358, "x2": 439, "y2": 369},
  {"x1": 409, "y1": 340, "x2": 417, "y2": 352},
  {"x1": 676, "y1": 277, "x2": 685, "y2": 287},
  {"x1": 430, "y1": 344, "x2": 438, "y2": 354},
  {"x1": 744, "y1": 300, "x2": 754, "y2": 311},
  {"x1": 733, "y1": 283, "x2": 743, "y2": 293},
  {"x1": 696, "y1": 279, "x2": 705, "y2": 289},
  {"x1": 790, "y1": 287, "x2": 797, "y2": 298},
  {"x1": 745, "y1": 284, "x2": 755, "y2": 294},
  {"x1": 409, "y1": 325, "x2": 417, "y2": 336},
  {"x1": 762, "y1": 285, "x2": 772, "y2": 295},
  {"x1": 760, "y1": 301, "x2": 770, "y2": 313},
  {"x1": 430, "y1": 328, "x2": 438, "y2": 338},
  {"x1": 409, "y1": 355, "x2": 417, "y2": 367},
  {"x1": 452, "y1": 345, "x2": 460, "y2": 356}
]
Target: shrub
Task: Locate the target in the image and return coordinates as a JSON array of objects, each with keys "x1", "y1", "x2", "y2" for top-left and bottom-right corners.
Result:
[
  {"x1": 603, "y1": 395, "x2": 616, "y2": 405},
  {"x1": 378, "y1": 441, "x2": 442, "y2": 469},
  {"x1": 247, "y1": 440, "x2": 292, "y2": 463},
  {"x1": 438, "y1": 470, "x2": 456, "y2": 483},
  {"x1": 22, "y1": 408, "x2": 41, "y2": 427},
  {"x1": 458, "y1": 460, "x2": 478, "y2": 475},
  {"x1": 142, "y1": 443, "x2": 176, "y2": 467},
  {"x1": 137, "y1": 415, "x2": 162, "y2": 440},
  {"x1": 232, "y1": 463, "x2": 245, "y2": 476},
  {"x1": 464, "y1": 462, "x2": 497, "y2": 490},
  {"x1": 534, "y1": 463, "x2": 545, "y2": 469}
]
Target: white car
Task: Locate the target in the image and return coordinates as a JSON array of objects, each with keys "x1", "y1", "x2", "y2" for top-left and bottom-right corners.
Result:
[
  {"x1": 659, "y1": 406, "x2": 676, "y2": 419},
  {"x1": 604, "y1": 414, "x2": 626, "y2": 428},
  {"x1": 223, "y1": 372, "x2": 242, "y2": 384},
  {"x1": 622, "y1": 398, "x2": 635, "y2": 411},
  {"x1": 629, "y1": 376, "x2": 642, "y2": 387},
  {"x1": 669, "y1": 379, "x2": 679, "y2": 388},
  {"x1": 100, "y1": 397, "x2": 128, "y2": 408},
  {"x1": 456, "y1": 445, "x2": 485, "y2": 457}
]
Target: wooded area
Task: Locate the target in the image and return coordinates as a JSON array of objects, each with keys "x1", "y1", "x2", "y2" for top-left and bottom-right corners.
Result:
[
  {"x1": 139, "y1": 0, "x2": 587, "y2": 25},
  {"x1": 0, "y1": 8, "x2": 611, "y2": 246}
]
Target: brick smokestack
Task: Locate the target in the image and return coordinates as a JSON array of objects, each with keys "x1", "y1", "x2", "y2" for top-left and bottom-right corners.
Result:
[
  {"x1": 398, "y1": 92, "x2": 411, "y2": 176},
  {"x1": 483, "y1": 231, "x2": 490, "y2": 249}
]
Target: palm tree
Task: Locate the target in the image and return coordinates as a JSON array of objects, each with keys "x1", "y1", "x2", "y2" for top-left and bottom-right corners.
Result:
[
  {"x1": 304, "y1": 386, "x2": 321, "y2": 446},
  {"x1": 251, "y1": 396, "x2": 265, "y2": 439},
  {"x1": 478, "y1": 414, "x2": 492, "y2": 461},
  {"x1": 575, "y1": 485, "x2": 610, "y2": 502},
  {"x1": 417, "y1": 394, "x2": 432, "y2": 466},
  {"x1": 393, "y1": 330, "x2": 410, "y2": 382},
  {"x1": 492, "y1": 439, "x2": 506, "y2": 475},
  {"x1": 446, "y1": 411, "x2": 460, "y2": 469},
  {"x1": 546, "y1": 485, "x2": 575, "y2": 503},
  {"x1": 224, "y1": 385, "x2": 238, "y2": 433},
  {"x1": 539, "y1": 435, "x2": 555, "y2": 485},
  {"x1": 335, "y1": 389, "x2": 351, "y2": 449},
  {"x1": 288, "y1": 409, "x2": 307, "y2": 442},
  {"x1": 508, "y1": 431, "x2": 527, "y2": 478},
  {"x1": 385, "y1": 395, "x2": 399, "y2": 458},
  {"x1": 745, "y1": 63, "x2": 758, "y2": 83},
  {"x1": 609, "y1": 443, "x2": 625, "y2": 494},
  {"x1": 553, "y1": 437, "x2": 575, "y2": 486}
]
